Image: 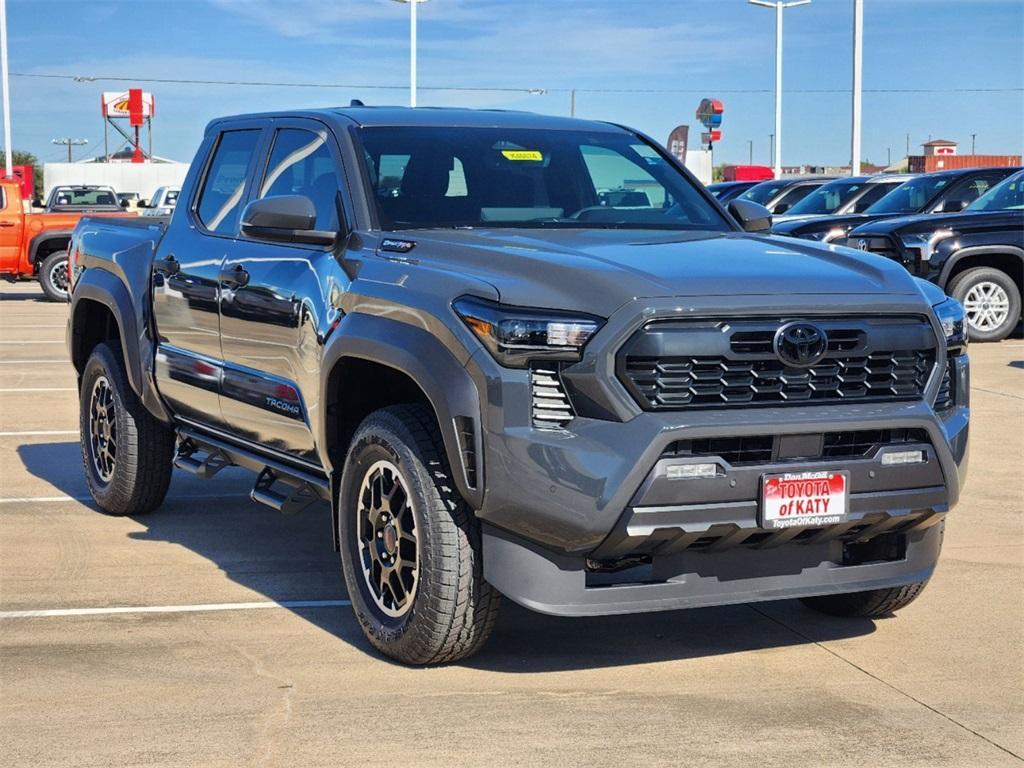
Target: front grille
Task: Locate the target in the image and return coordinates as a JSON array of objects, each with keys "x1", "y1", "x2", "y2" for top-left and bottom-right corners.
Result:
[
  {"x1": 531, "y1": 366, "x2": 573, "y2": 428},
  {"x1": 664, "y1": 428, "x2": 930, "y2": 466},
  {"x1": 619, "y1": 317, "x2": 937, "y2": 411}
]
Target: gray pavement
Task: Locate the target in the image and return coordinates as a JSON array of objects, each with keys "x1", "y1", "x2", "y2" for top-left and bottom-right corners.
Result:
[{"x1": 1, "y1": 280, "x2": 1022, "y2": 767}]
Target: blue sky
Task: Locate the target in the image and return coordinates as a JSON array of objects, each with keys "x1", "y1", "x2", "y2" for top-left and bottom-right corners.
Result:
[{"x1": 9, "y1": 0, "x2": 1024, "y2": 167}]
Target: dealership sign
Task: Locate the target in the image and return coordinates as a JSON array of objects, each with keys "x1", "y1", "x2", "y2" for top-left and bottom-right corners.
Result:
[
  {"x1": 101, "y1": 90, "x2": 155, "y2": 124},
  {"x1": 696, "y1": 98, "x2": 723, "y2": 148}
]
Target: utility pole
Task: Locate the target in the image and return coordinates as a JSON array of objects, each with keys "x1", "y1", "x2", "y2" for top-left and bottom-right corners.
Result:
[
  {"x1": 52, "y1": 138, "x2": 88, "y2": 163},
  {"x1": 851, "y1": 0, "x2": 863, "y2": 175},
  {"x1": 0, "y1": 0, "x2": 12, "y2": 177},
  {"x1": 570, "y1": 89, "x2": 576, "y2": 117},
  {"x1": 748, "y1": 140, "x2": 754, "y2": 165},
  {"x1": 749, "y1": 0, "x2": 811, "y2": 178},
  {"x1": 887, "y1": 147, "x2": 891, "y2": 167},
  {"x1": 971, "y1": 133, "x2": 976, "y2": 155},
  {"x1": 906, "y1": 133, "x2": 910, "y2": 158},
  {"x1": 391, "y1": 0, "x2": 429, "y2": 107}
]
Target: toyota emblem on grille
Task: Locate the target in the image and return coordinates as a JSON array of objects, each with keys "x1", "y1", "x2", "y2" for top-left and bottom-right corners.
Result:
[{"x1": 774, "y1": 322, "x2": 829, "y2": 367}]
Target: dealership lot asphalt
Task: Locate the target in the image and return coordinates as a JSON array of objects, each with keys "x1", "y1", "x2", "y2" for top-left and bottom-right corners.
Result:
[{"x1": 1, "y1": 280, "x2": 1022, "y2": 768}]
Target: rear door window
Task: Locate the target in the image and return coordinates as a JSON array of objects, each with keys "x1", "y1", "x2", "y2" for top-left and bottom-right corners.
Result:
[{"x1": 196, "y1": 129, "x2": 262, "y2": 235}]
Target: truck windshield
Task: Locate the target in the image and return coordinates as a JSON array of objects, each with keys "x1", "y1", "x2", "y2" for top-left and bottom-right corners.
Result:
[
  {"x1": 784, "y1": 180, "x2": 865, "y2": 215},
  {"x1": 966, "y1": 171, "x2": 1024, "y2": 211},
  {"x1": 738, "y1": 181, "x2": 787, "y2": 205},
  {"x1": 356, "y1": 126, "x2": 730, "y2": 231},
  {"x1": 866, "y1": 175, "x2": 950, "y2": 214},
  {"x1": 51, "y1": 188, "x2": 118, "y2": 207}
]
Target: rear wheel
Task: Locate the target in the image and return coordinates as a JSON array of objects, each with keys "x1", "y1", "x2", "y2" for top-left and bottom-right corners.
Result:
[
  {"x1": 80, "y1": 342, "x2": 175, "y2": 515},
  {"x1": 800, "y1": 580, "x2": 929, "y2": 617},
  {"x1": 338, "y1": 404, "x2": 500, "y2": 665},
  {"x1": 39, "y1": 250, "x2": 70, "y2": 302},
  {"x1": 948, "y1": 267, "x2": 1021, "y2": 342}
]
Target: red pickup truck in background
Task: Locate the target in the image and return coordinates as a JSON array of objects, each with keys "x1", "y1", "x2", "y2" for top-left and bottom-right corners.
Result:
[{"x1": 0, "y1": 179, "x2": 131, "y2": 301}]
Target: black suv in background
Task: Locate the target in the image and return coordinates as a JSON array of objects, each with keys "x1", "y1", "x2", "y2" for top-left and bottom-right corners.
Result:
[
  {"x1": 736, "y1": 176, "x2": 837, "y2": 215},
  {"x1": 707, "y1": 180, "x2": 760, "y2": 203},
  {"x1": 773, "y1": 174, "x2": 913, "y2": 224},
  {"x1": 773, "y1": 167, "x2": 1020, "y2": 243},
  {"x1": 840, "y1": 170, "x2": 1024, "y2": 341}
]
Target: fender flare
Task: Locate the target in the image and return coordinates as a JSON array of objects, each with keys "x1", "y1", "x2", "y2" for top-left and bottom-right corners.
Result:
[
  {"x1": 71, "y1": 268, "x2": 145, "y2": 399},
  {"x1": 319, "y1": 312, "x2": 483, "y2": 510},
  {"x1": 938, "y1": 245, "x2": 1024, "y2": 289},
  {"x1": 28, "y1": 230, "x2": 73, "y2": 265}
]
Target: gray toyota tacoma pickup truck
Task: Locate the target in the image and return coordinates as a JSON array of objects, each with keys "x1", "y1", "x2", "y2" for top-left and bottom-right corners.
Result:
[{"x1": 66, "y1": 107, "x2": 970, "y2": 665}]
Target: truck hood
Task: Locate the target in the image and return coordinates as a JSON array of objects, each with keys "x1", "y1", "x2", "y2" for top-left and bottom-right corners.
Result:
[
  {"x1": 772, "y1": 212, "x2": 902, "y2": 237},
  {"x1": 399, "y1": 228, "x2": 922, "y2": 317},
  {"x1": 848, "y1": 209, "x2": 1023, "y2": 237}
]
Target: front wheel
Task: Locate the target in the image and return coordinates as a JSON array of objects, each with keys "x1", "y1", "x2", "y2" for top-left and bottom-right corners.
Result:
[
  {"x1": 800, "y1": 580, "x2": 930, "y2": 617},
  {"x1": 38, "y1": 251, "x2": 70, "y2": 302},
  {"x1": 338, "y1": 404, "x2": 500, "y2": 665},
  {"x1": 948, "y1": 267, "x2": 1021, "y2": 342},
  {"x1": 80, "y1": 342, "x2": 175, "y2": 515}
]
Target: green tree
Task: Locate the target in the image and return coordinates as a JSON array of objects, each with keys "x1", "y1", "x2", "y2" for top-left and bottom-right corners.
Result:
[{"x1": 0, "y1": 149, "x2": 43, "y2": 198}]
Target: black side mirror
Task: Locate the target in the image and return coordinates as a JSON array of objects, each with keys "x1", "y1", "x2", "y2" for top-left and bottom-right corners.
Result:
[
  {"x1": 773, "y1": 202, "x2": 791, "y2": 214},
  {"x1": 240, "y1": 195, "x2": 337, "y2": 246},
  {"x1": 137, "y1": 200, "x2": 148, "y2": 208},
  {"x1": 32, "y1": 198, "x2": 43, "y2": 208},
  {"x1": 727, "y1": 199, "x2": 772, "y2": 233},
  {"x1": 941, "y1": 199, "x2": 967, "y2": 213},
  {"x1": 119, "y1": 199, "x2": 130, "y2": 209}
]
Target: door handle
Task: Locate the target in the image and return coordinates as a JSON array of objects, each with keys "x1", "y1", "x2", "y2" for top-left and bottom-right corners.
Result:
[
  {"x1": 153, "y1": 254, "x2": 179, "y2": 275},
  {"x1": 219, "y1": 264, "x2": 250, "y2": 287},
  {"x1": 0, "y1": 221, "x2": 16, "y2": 227}
]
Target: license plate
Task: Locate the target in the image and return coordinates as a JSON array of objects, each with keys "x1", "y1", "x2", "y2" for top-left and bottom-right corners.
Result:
[{"x1": 761, "y1": 471, "x2": 849, "y2": 529}]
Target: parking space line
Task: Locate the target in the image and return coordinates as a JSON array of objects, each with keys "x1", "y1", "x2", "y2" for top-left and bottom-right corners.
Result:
[
  {"x1": 0, "y1": 430, "x2": 77, "y2": 436},
  {"x1": 0, "y1": 599, "x2": 351, "y2": 620},
  {"x1": 0, "y1": 388, "x2": 75, "y2": 392},
  {"x1": 0, "y1": 492, "x2": 248, "y2": 505}
]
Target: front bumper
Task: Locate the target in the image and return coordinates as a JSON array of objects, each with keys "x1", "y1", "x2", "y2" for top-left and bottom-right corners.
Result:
[{"x1": 468, "y1": 296, "x2": 969, "y2": 616}]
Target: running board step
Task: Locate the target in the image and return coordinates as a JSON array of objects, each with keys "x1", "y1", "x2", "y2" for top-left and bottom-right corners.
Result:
[
  {"x1": 174, "y1": 439, "x2": 232, "y2": 479},
  {"x1": 251, "y1": 468, "x2": 322, "y2": 515}
]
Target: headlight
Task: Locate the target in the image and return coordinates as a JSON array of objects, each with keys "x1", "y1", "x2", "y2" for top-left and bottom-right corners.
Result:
[
  {"x1": 453, "y1": 296, "x2": 603, "y2": 368},
  {"x1": 934, "y1": 297, "x2": 968, "y2": 350},
  {"x1": 900, "y1": 229, "x2": 955, "y2": 262}
]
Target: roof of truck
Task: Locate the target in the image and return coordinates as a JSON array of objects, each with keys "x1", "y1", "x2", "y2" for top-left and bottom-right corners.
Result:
[{"x1": 207, "y1": 106, "x2": 623, "y2": 134}]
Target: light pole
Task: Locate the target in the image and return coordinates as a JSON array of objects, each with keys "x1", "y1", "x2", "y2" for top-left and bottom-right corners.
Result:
[
  {"x1": 748, "y1": 140, "x2": 754, "y2": 165},
  {"x1": 851, "y1": 0, "x2": 863, "y2": 175},
  {"x1": 391, "y1": 0, "x2": 429, "y2": 108},
  {"x1": 749, "y1": 0, "x2": 811, "y2": 178},
  {"x1": 769, "y1": 133, "x2": 775, "y2": 168},
  {"x1": 971, "y1": 133, "x2": 977, "y2": 154},
  {"x1": 0, "y1": 0, "x2": 12, "y2": 178},
  {"x1": 52, "y1": 138, "x2": 88, "y2": 163}
]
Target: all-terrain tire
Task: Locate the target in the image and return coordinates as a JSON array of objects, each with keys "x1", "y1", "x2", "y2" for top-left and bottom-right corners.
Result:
[
  {"x1": 948, "y1": 266, "x2": 1021, "y2": 343},
  {"x1": 338, "y1": 404, "x2": 500, "y2": 665},
  {"x1": 800, "y1": 580, "x2": 930, "y2": 617},
  {"x1": 80, "y1": 341, "x2": 175, "y2": 515},
  {"x1": 38, "y1": 250, "x2": 70, "y2": 302}
]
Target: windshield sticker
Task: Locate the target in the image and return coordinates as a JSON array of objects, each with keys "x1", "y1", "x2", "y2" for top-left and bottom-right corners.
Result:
[{"x1": 501, "y1": 149, "x2": 543, "y2": 161}]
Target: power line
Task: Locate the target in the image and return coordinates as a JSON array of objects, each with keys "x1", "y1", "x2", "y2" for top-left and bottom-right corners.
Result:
[{"x1": 10, "y1": 72, "x2": 1023, "y2": 95}]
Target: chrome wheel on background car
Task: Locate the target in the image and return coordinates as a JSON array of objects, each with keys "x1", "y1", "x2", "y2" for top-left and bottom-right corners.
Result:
[
  {"x1": 962, "y1": 281, "x2": 1010, "y2": 334},
  {"x1": 356, "y1": 460, "x2": 420, "y2": 618},
  {"x1": 949, "y1": 266, "x2": 1021, "y2": 343},
  {"x1": 88, "y1": 375, "x2": 117, "y2": 484}
]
